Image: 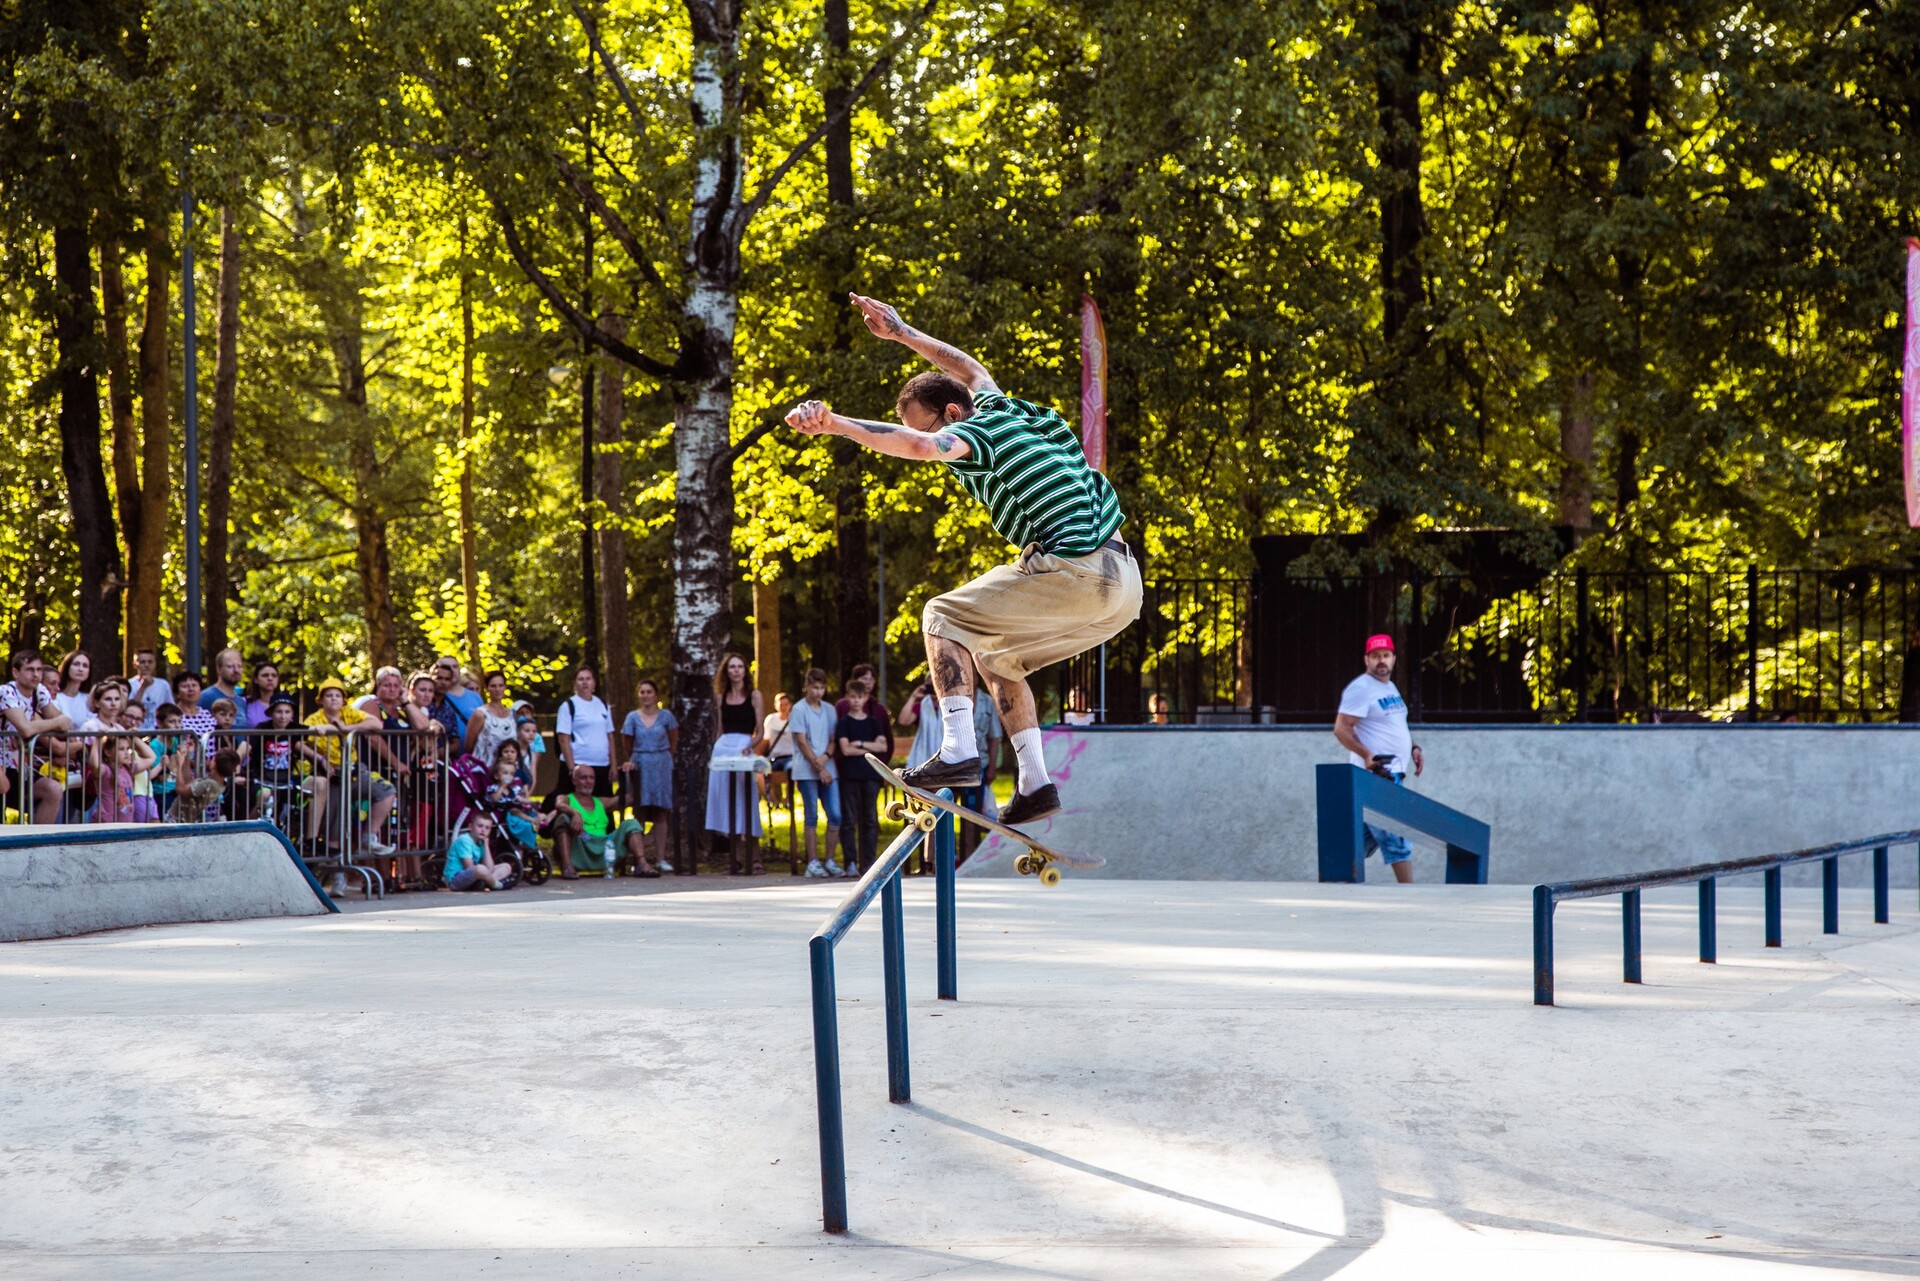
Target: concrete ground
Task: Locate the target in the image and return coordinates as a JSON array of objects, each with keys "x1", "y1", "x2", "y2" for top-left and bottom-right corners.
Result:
[{"x1": 1, "y1": 878, "x2": 1916, "y2": 1279}]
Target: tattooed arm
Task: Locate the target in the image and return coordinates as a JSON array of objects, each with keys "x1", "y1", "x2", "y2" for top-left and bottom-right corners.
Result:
[
  {"x1": 849, "y1": 293, "x2": 1001, "y2": 395},
  {"x1": 784, "y1": 400, "x2": 973, "y2": 463}
]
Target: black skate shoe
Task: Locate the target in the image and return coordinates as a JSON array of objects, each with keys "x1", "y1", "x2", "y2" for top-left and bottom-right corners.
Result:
[
  {"x1": 898, "y1": 755, "x2": 983, "y2": 790},
  {"x1": 999, "y1": 783, "x2": 1061, "y2": 826}
]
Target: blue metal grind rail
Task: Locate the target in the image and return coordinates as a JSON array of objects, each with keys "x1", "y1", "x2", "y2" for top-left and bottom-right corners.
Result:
[
  {"x1": 1533, "y1": 830, "x2": 1919, "y2": 1005},
  {"x1": 1315, "y1": 763, "x2": 1491, "y2": 883},
  {"x1": 809, "y1": 791, "x2": 959, "y2": 1234}
]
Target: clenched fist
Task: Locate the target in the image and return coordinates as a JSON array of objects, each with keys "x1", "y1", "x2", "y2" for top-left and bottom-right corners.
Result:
[{"x1": 785, "y1": 400, "x2": 836, "y2": 435}]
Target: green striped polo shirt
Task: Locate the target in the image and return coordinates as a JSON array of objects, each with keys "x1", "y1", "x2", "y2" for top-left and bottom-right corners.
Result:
[{"x1": 942, "y1": 392, "x2": 1124, "y2": 557}]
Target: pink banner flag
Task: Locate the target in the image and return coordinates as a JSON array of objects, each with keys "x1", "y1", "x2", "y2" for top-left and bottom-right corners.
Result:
[
  {"x1": 1080, "y1": 294, "x2": 1107, "y2": 473},
  {"x1": 1906, "y1": 240, "x2": 1920, "y2": 526}
]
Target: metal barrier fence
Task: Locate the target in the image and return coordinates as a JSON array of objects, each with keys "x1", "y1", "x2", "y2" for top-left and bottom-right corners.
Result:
[
  {"x1": 1531, "y1": 831, "x2": 1919, "y2": 1005},
  {"x1": 1053, "y1": 567, "x2": 1920, "y2": 724},
  {"x1": 1053, "y1": 577, "x2": 1251, "y2": 725},
  {"x1": 0, "y1": 725, "x2": 461, "y2": 899},
  {"x1": 809, "y1": 792, "x2": 958, "y2": 1234}
]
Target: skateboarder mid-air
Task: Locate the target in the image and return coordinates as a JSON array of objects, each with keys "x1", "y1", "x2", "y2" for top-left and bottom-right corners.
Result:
[{"x1": 785, "y1": 294, "x2": 1142, "y2": 824}]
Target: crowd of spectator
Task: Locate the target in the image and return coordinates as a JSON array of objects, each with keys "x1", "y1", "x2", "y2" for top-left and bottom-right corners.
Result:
[{"x1": 0, "y1": 641, "x2": 1006, "y2": 892}]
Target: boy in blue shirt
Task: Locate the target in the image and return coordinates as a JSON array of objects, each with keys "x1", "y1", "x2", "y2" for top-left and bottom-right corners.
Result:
[{"x1": 444, "y1": 812, "x2": 512, "y2": 891}]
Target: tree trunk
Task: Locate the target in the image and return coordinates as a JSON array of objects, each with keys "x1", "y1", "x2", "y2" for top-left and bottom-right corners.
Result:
[
  {"x1": 205, "y1": 206, "x2": 241, "y2": 660},
  {"x1": 670, "y1": 7, "x2": 744, "y2": 869},
  {"x1": 1609, "y1": 11, "x2": 1653, "y2": 537},
  {"x1": 833, "y1": 469, "x2": 870, "y2": 678},
  {"x1": 1558, "y1": 371, "x2": 1594, "y2": 530},
  {"x1": 458, "y1": 213, "x2": 482, "y2": 669},
  {"x1": 595, "y1": 311, "x2": 634, "y2": 721},
  {"x1": 128, "y1": 224, "x2": 173, "y2": 668},
  {"x1": 1363, "y1": 0, "x2": 1432, "y2": 536},
  {"x1": 822, "y1": 0, "x2": 870, "y2": 682},
  {"x1": 753, "y1": 577, "x2": 782, "y2": 712},
  {"x1": 578, "y1": 214, "x2": 600, "y2": 674},
  {"x1": 330, "y1": 311, "x2": 397, "y2": 668},
  {"x1": 101, "y1": 238, "x2": 142, "y2": 671},
  {"x1": 1375, "y1": 0, "x2": 1428, "y2": 350},
  {"x1": 53, "y1": 222, "x2": 124, "y2": 662}
]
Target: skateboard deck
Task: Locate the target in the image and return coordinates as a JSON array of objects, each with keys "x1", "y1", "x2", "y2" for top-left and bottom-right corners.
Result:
[{"x1": 864, "y1": 754, "x2": 1104, "y2": 886}]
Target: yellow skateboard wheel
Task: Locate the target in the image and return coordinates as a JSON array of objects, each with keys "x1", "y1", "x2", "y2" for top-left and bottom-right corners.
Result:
[
  {"x1": 1039, "y1": 866, "x2": 1062, "y2": 887},
  {"x1": 1014, "y1": 854, "x2": 1035, "y2": 876},
  {"x1": 886, "y1": 801, "x2": 908, "y2": 823},
  {"x1": 914, "y1": 810, "x2": 938, "y2": 832}
]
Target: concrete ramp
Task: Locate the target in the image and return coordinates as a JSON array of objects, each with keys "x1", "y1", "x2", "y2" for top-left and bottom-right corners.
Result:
[{"x1": 0, "y1": 821, "x2": 335, "y2": 942}]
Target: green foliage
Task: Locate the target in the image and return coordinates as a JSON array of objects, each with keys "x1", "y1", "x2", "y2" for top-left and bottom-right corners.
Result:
[{"x1": 5, "y1": 0, "x2": 1920, "y2": 691}]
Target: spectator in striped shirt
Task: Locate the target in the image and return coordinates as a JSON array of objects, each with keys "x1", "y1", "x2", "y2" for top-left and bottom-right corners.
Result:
[{"x1": 784, "y1": 293, "x2": 1143, "y2": 824}]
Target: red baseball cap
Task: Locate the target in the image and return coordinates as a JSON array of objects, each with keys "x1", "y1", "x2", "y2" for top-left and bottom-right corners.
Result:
[{"x1": 1363, "y1": 634, "x2": 1395, "y2": 655}]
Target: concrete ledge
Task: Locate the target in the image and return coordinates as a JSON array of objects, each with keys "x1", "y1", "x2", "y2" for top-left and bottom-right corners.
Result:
[
  {"x1": 965, "y1": 725, "x2": 1920, "y2": 886},
  {"x1": 0, "y1": 821, "x2": 336, "y2": 942}
]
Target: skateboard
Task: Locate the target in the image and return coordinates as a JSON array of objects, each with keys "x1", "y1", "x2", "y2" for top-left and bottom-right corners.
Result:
[{"x1": 864, "y1": 753, "x2": 1105, "y2": 887}]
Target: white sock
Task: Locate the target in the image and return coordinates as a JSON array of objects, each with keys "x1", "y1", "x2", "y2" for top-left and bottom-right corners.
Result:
[
  {"x1": 1010, "y1": 727, "x2": 1050, "y2": 795},
  {"x1": 937, "y1": 696, "x2": 974, "y2": 762}
]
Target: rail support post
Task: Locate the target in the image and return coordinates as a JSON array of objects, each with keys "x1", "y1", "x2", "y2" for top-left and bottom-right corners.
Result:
[
  {"x1": 1532, "y1": 886, "x2": 1555, "y2": 1006},
  {"x1": 935, "y1": 796, "x2": 957, "y2": 1001},
  {"x1": 1764, "y1": 867, "x2": 1782, "y2": 947},
  {"x1": 808, "y1": 937, "x2": 847, "y2": 1233},
  {"x1": 1698, "y1": 877, "x2": 1717, "y2": 963},
  {"x1": 882, "y1": 865, "x2": 910, "y2": 1105},
  {"x1": 1873, "y1": 845, "x2": 1889, "y2": 925},
  {"x1": 1822, "y1": 856, "x2": 1840, "y2": 935},
  {"x1": 1621, "y1": 888, "x2": 1642, "y2": 983}
]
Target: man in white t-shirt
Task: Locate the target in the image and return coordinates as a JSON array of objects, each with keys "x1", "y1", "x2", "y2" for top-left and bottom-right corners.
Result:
[
  {"x1": 554, "y1": 665, "x2": 616, "y2": 797},
  {"x1": 1333, "y1": 634, "x2": 1424, "y2": 883},
  {"x1": 128, "y1": 648, "x2": 174, "y2": 729}
]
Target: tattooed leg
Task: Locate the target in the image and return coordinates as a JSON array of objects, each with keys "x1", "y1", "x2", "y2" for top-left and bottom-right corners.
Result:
[
  {"x1": 976, "y1": 660, "x2": 1038, "y2": 738},
  {"x1": 925, "y1": 633, "x2": 976, "y2": 701}
]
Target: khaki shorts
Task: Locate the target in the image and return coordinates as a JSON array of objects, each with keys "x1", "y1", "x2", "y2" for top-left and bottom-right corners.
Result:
[{"x1": 923, "y1": 541, "x2": 1143, "y2": 682}]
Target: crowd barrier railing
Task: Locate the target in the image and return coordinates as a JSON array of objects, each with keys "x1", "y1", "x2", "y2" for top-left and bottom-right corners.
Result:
[
  {"x1": 1532, "y1": 830, "x2": 1919, "y2": 1005},
  {"x1": 3, "y1": 725, "x2": 466, "y2": 899}
]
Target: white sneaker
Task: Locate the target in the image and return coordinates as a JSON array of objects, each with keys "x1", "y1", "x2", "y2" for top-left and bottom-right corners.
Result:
[
  {"x1": 365, "y1": 837, "x2": 396, "y2": 855},
  {"x1": 806, "y1": 859, "x2": 827, "y2": 878},
  {"x1": 825, "y1": 860, "x2": 846, "y2": 878},
  {"x1": 657, "y1": 859, "x2": 674, "y2": 873},
  {"x1": 327, "y1": 874, "x2": 349, "y2": 897}
]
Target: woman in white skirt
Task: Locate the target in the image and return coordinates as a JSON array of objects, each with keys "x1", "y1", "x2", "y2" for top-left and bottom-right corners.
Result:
[{"x1": 704, "y1": 651, "x2": 766, "y2": 872}]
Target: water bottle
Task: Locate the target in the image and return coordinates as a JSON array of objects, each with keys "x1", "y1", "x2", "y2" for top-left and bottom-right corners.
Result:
[{"x1": 605, "y1": 837, "x2": 615, "y2": 878}]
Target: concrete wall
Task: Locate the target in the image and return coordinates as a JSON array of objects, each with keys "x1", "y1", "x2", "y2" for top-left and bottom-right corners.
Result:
[
  {"x1": 963, "y1": 725, "x2": 1920, "y2": 886},
  {"x1": 0, "y1": 821, "x2": 335, "y2": 942}
]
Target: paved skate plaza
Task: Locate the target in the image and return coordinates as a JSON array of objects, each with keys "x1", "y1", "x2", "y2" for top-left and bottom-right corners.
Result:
[{"x1": 3, "y1": 879, "x2": 1916, "y2": 1279}]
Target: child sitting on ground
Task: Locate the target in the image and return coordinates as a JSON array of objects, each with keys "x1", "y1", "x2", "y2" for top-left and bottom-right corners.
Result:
[{"x1": 443, "y1": 811, "x2": 512, "y2": 891}]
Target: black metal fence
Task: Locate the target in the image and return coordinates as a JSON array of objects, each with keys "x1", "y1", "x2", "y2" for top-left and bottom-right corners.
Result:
[{"x1": 1055, "y1": 568, "x2": 1920, "y2": 725}]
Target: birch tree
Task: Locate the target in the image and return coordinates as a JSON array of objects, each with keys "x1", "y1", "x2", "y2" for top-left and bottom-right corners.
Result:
[{"x1": 389, "y1": 0, "x2": 934, "y2": 856}]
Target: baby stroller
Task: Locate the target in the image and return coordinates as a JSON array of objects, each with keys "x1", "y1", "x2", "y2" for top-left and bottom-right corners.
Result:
[{"x1": 440, "y1": 753, "x2": 551, "y2": 886}]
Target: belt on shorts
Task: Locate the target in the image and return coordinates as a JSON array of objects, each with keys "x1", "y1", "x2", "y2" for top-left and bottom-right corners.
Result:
[{"x1": 1101, "y1": 536, "x2": 1131, "y2": 557}]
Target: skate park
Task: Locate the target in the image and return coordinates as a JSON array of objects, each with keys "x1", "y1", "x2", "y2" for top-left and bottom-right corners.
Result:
[
  {"x1": 3, "y1": 726, "x2": 1917, "y2": 1280},
  {"x1": 12, "y1": 0, "x2": 1920, "y2": 1273}
]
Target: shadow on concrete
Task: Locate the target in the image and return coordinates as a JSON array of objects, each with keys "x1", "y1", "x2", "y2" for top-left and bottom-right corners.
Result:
[{"x1": 904, "y1": 1103, "x2": 1341, "y2": 1242}]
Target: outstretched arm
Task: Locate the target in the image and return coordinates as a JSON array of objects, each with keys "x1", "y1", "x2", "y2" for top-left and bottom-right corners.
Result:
[
  {"x1": 785, "y1": 401, "x2": 972, "y2": 463},
  {"x1": 850, "y1": 294, "x2": 1000, "y2": 395}
]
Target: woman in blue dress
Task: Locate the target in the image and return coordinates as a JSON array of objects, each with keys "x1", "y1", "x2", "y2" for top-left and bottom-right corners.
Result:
[{"x1": 618, "y1": 677, "x2": 680, "y2": 874}]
